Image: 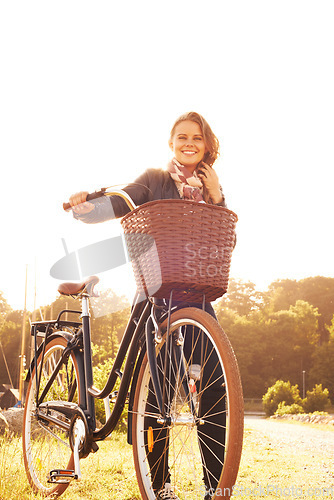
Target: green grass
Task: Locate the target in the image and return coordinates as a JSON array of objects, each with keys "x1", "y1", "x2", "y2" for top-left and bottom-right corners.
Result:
[
  {"x1": 59, "y1": 434, "x2": 141, "y2": 500},
  {"x1": 1, "y1": 422, "x2": 334, "y2": 499},
  {"x1": 0, "y1": 431, "x2": 140, "y2": 500}
]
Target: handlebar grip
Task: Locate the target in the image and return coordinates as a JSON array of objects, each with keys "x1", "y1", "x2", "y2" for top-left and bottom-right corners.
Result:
[{"x1": 63, "y1": 189, "x2": 106, "y2": 212}]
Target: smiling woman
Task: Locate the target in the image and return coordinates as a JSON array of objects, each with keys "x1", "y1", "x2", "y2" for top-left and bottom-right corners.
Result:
[
  {"x1": 68, "y1": 111, "x2": 226, "y2": 219},
  {"x1": 66, "y1": 111, "x2": 231, "y2": 499},
  {"x1": 168, "y1": 112, "x2": 222, "y2": 204}
]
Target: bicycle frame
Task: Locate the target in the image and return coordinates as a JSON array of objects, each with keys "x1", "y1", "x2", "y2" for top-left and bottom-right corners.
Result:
[
  {"x1": 28, "y1": 296, "x2": 156, "y2": 435},
  {"x1": 90, "y1": 293, "x2": 151, "y2": 440},
  {"x1": 28, "y1": 287, "x2": 197, "y2": 461}
]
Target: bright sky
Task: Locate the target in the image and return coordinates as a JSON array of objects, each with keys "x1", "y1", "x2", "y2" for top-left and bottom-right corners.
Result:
[{"x1": 1, "y1": 1, "x2": 333, "y2": 312}]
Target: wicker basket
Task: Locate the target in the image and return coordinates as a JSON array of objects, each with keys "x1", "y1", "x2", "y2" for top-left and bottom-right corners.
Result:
[{"x1": 121, "y1": 199, "x2": 238, "y2": 302}]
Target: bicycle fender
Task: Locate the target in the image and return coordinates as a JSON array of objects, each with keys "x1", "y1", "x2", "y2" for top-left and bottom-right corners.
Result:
[{"x1": 127, "y1": 344, "x2": 147, "y2": 445}]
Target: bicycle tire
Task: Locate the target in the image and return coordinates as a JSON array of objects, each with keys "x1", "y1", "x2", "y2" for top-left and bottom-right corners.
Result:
[
  {"x1": 132, "y1": 307, "x2": 244, "y2": 500},
  {"x1": 23, "y1": 335, "x2": 81, "y2": 498}
]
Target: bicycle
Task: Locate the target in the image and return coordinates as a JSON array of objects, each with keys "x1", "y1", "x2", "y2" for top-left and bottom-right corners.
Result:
[{"x1": 22, "y1": 190, "x2": 244, "y2": 499}]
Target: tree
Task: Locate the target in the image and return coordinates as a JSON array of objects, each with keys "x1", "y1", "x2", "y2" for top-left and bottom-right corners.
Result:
[
  {"x1": 215, "y1": 287, "x2": 320, "y2": 398},
  {"x1": 215, "y1": 305, "x2": 271, "y2": 398},
  {"x1": 266, "y1": 277, "x2": 334, "y2": 342},
  {"x1": 90, "y1": 289, "x2": 131, "y2": 364},
  {"x1": 0, "y1": 290, "x2": 15, "y2": 385},
  {"x1": 262, "y1": 380, "x2": 302, "y2": 417},
  {"x1": 266, "y1": 279, "x2": 300, "y2": 313},
  {"x1": 0, "y1": 291, "x2": 11, "y2": 319},
  {"x1": 302, "y1": 384, "x2": 331, "y2": 412},
  {"x1": 0, "y1": 310, "x2": 29, "y2": 387},
  {"x1": 218, "y1": 279, "x2": 264, "y2": 317},
  {"x1": 309, "y1": 314, "x2": 334, "y2": 399},
  {"x1": 261, "y1": 300, "x2": 319, "y2": 389}
]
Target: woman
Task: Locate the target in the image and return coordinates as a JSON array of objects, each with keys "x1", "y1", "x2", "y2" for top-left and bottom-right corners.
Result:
[
  {"x1": 69, "y1": 112, "x2": 226, "y2": 219},
  {"x1": 69, "y1": 112, "x2": 227, "y2": 500}
]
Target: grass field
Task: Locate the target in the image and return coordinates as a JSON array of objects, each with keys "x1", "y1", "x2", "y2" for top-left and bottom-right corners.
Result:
[
  {"x1": 1, "y1": 431, "x2": 140, "y2": 500},
  {"x1": 1, "y1": 420, "x2": 334, "y2": 499}
]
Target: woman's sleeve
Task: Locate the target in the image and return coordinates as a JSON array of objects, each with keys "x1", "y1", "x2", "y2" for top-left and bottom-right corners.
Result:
[
  {"x1": 73, "y1": 170, "x2": 153, "y2": 224},
  {"x1": 112, "y1": 170, "x2": 153, "y2": 217},
  {"x1": 210, "y1": 186, "x2": 227, "y2": 208},
  {"x1": 72, "y1": 196, "x2": 117, "y2": 224}
]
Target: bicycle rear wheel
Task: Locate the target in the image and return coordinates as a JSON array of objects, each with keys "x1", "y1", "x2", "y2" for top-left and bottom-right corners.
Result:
[
  {"x1": 132, "y1": 307, "x2": 243, "y2": 500},
  {"x1": 23, "y1": 335, "x2": 81, "y2": 498}
]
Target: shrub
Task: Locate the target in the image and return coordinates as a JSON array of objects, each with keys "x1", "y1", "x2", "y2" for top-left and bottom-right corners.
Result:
[
  {"x1": 262, "y1": 380, "x2": 302, "y2": 417},
  {"x1": 302, "y1": 384, "x2": 331, "y2": 413},
  {"x1": 275, "y1": 402, "x2": 304, "y2": 416}
]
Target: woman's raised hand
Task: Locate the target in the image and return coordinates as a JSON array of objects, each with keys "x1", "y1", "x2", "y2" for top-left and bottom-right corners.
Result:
[
  {"x1": 69, "y1": 191, "x2": 95, "y2": 214},
  {"x1": 197, "y1": 162, "x2": 223, "y2": 204}
]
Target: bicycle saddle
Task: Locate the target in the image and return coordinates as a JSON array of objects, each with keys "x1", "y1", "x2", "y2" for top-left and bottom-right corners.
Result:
[{"x1": 58, "y1": 276, "x2": 99, "y2": 297}]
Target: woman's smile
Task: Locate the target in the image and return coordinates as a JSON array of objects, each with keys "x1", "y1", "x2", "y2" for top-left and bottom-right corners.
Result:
[{"x1": 182, "y1": 150, "x2": 197, "y2": 155}]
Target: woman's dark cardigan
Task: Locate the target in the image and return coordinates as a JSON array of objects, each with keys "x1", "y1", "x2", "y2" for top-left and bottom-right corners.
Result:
[{"x1": 74, "y1": 168, "x2": 226, "y2": 224}]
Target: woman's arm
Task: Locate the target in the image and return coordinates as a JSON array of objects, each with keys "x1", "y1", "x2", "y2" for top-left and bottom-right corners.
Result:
[{"x1": 69, "y1": 170, "x2": 154, "y2": 224}]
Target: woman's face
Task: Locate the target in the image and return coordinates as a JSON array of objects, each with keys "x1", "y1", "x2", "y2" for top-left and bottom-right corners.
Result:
[{"x1": 169, "y1": 120, "x2": 207, "y2": 172}]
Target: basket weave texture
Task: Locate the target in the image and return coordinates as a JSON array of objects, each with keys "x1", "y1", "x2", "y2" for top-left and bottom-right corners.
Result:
[{"x1": 121, "y1": 199, "x2": 238, "y2": 302}]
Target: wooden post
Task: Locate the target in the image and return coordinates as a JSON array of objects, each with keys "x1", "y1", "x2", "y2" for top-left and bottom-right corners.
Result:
[
  {"x1": 30, "y1": 259, "x2": 37, "y2": 365},
  {"x1": 19, "y1": 265, "x2": 28, "y2": 404}
]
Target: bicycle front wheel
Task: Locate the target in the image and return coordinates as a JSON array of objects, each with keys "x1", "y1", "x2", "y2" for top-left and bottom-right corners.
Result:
[
  {"x1": 23, "y1": 335, "x2": 81, "y2": 498},
  {"x1": 132, "y1": 307, "x2": 244, "y2": 500}
]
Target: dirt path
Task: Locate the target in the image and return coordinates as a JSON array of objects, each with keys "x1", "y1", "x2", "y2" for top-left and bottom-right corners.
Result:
[
  {"x1": 236, "y1": 416, "x2": 334, "y2": 499},
  {"x1": 245, "y1": 415, "x2": 334, "y2": 457}
]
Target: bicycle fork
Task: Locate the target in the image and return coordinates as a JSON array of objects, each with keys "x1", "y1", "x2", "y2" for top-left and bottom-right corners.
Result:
[{"x1": 145, "y1": 312, "x2": 198, "y2": 427}]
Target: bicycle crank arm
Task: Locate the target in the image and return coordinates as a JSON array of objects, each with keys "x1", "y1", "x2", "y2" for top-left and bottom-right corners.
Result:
[{"x1": 72, "y1": 418, "x2": 86, "y2": 480}]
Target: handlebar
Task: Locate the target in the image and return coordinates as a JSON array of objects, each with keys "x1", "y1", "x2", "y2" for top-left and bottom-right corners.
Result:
[{"x1": 63, "y1": 188, "x2": 137, "y2": 212}]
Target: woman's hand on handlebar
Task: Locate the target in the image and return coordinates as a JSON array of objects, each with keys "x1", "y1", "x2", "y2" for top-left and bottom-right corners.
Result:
[{"x1": 69, "y1": 191, "x2": 95, "y2": 214}]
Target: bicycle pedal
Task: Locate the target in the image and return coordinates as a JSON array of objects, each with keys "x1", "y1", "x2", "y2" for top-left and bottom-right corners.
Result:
[
  {"x1": 110, "y1": 390, "x2": 118, "y2": 403},
  {"x1": 48, "y1": 469, "x2": 76, "y2": 484},
  {"x1": 91, "y1": 441, "x2": 99, "y2": 452}
]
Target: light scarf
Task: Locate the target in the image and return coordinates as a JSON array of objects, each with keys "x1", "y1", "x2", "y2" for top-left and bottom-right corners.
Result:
[{"x1": 167, "y1": 158, "x2": 204, "y2": 202}]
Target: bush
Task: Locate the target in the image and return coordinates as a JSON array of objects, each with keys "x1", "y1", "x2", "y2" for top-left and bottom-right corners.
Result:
[
  {"x1": 302, "y1": 384, "x2": 331, "y2": 413},
  {"x1": 275, "y1": 402, "x2": 304, "y2": 416},
  {"x1": 262, "y1": 380, "x2": 302, "y2": 417}
]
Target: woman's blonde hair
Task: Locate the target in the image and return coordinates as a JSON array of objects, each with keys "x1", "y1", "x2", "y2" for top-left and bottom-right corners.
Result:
[{"x1": 169, "y1": 111, "x2": 220, "y2": 166}]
